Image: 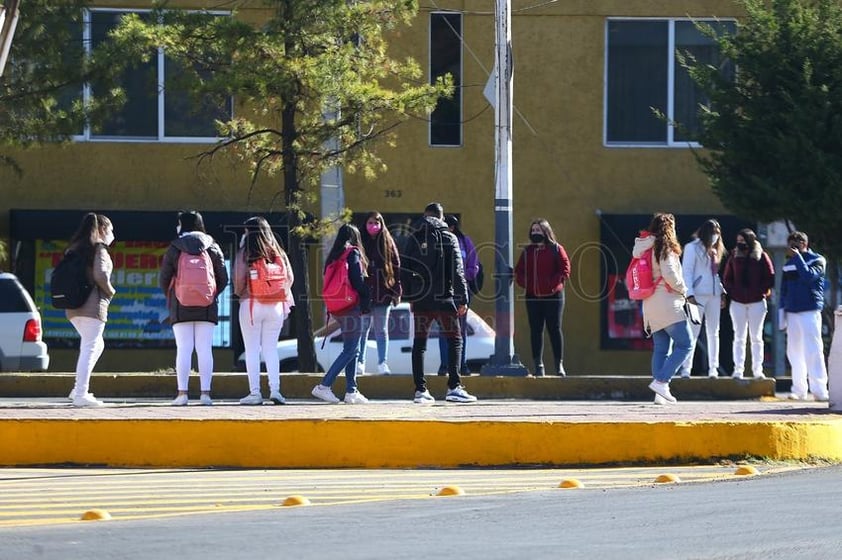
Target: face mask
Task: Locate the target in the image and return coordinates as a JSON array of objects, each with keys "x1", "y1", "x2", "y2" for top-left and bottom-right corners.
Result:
[
  {"x1": 736, "y1": 242, "x2": 748, "y2": 252},
  {"x1": 366, "y1": 223, "x2": 382, "y2": 237},
  {"x1": 176, "y1": 225, "x2": 182, "y2": 236},
  {"x1": 530, "y1": 233, "x2": 545, "y2": 244},
  {"x1": 711, "y1": 234, "x2": 719, "y2": 244},
  {"x1": 103, "y1": 231, "x2": 115, "y2": 246}
]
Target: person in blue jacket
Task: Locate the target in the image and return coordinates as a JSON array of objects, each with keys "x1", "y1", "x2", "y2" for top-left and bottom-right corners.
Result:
[{"x1": 780, "y1": 231, "x2": 829, "y2": 401}]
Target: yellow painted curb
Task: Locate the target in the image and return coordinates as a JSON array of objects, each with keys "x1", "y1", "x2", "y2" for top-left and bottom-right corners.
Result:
[{"x1": 1, "y1": 419, "x2": 842, "y2": 468}]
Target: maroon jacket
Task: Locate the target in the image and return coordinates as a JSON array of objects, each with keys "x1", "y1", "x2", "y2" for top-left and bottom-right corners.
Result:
[
  {"x1": 515, "y1": 242, "x2": 571, "y2": 297},
  {"x1": 722, "y1": 247, "x2": 775, "y2": 304}
]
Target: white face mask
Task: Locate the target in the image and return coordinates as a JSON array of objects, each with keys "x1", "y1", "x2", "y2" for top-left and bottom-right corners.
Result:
[
  {"x1": 711, "y1": 234, "x2": 719, "y2": 244},
  {"x1": 176, "y1": 225, "x2": 182, "y2": 236},
  {"x1": 103, "y1": 230, "x2": 115, "y2": 246}
]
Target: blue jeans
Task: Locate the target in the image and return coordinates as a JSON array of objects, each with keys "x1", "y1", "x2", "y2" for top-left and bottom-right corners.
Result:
[
  {"x1": 651, "y1": 319, "x2": 693, "y2": 383},
  {"x1": 359, "y1": 304, "x2": 391, "y2": 366},
  {"x1": 321, "y1": 308, "x2": 363, "y2": 392}
]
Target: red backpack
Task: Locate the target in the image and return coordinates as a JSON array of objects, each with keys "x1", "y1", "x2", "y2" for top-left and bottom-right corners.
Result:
[
  {"x1": 625, "y1": 247, "x2": 662, "y2": 300},
  {"x1": 173, "y1": 250, "x2": 217, "y2": 307},
  {"x1": 322, "y1": 247, "x2": 359, "y2": 314},
  {"x1": 248, "y1": 255, "x2": 289, "y2": 303}
]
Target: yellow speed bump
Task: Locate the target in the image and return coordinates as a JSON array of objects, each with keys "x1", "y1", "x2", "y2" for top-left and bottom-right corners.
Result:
[
  {"x1": 734, "y1": 465, "x2": 760, "y2": 476},
  {"x1": 80, "y1": 509, "x2": 112, "y2": 521},
  {"x1": 654, "y1": 473, "x2": 681, "y2": 484},
  {"x1": 559, "y1": 478, "x2": 584, "y2": 489},
  {"x1": 282, "y1": 495, "x2": 311, "y2": 507},
  {"x1": 437, "y1": 485, "x2": 465, "y2": 496}
]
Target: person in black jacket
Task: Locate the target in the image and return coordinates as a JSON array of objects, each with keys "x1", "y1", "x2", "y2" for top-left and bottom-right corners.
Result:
[
  {"x1": 311, "y1": 224, "x2": 372, "y2": 404},
  {"x1": 401, "y1": 202, "x2": 476, "y2": 404},
  {"x1": 159, "y1": 211, "x2": 228, "y2": 406}
]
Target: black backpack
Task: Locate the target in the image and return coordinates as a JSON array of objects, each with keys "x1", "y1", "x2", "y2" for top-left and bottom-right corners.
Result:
[
  {"x1": 51, "y1": 251, "x2": 93, "y2": 309},
  {"x1": 401, "y1": 217, "x2": 446, "y2": 303}
]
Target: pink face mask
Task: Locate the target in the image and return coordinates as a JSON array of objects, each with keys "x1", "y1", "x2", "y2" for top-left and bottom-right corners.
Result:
[{"x1": 366, "y1": 223, "x2": 382, "y2": 236}]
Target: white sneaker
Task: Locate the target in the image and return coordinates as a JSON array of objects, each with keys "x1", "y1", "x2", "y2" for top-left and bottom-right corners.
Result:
[
  {"x1": 445, "y1": 385, "x2": 478, "y2": 403},
  {"x1": 679, "y1": 370, "x2": 691, "y2": 378},
  {"x1": 752, "y1": 372, "x2": 767, "y2": 379},
  {"x1": 814, "y1": 394, "x2": 830, "y2": 402},
  {"x1": 731, "y1": 371, "x2": 744, "y2": 379},
  {"x1": 269, "y1": 390, "x2": 286, "y2": 405},
  {"x1": 344, "y1": 391, "x2": 369, "y2": 404},
  {"x1": 312, "y1": 384, "x2": 340, "y2": 403},
  {"x1": 648, "y1": 380, "x2": 677, "y2": 403},
  {"x1": 72, "y1": 393, "x2": 104, "y2": 407},
  {"x1": 356, "y1": 362, "x2": 365, "y2": 376},
  {"x1": 653, "y1": 394, "x2": 673, "y2": 405},
  {"x1": 199, "y1": 394, "x2": 213, "y2": 406},
  {"x1": 69, "y1": 390, "x2": 95, "y2": 401},
  {"x1": 708, "y1": 369, "x2": 719, "y2": 378},
  {"x1": 788, "y1": 392, "x2": 809, "y2": 401},
  {"x1": 377, "y1": 362, "x2": 391, "y2": 375},
  {"x1": 413, "y1": 390, "x2": 435, "y2": 404},
  {"x1": 239, "y1": 392, "x2": 264, "y2": 405},
  {"x1": 171, "y1": 394, "x2": 189, "y2": 406}
]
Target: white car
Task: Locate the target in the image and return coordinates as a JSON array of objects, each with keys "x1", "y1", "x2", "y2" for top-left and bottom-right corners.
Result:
[
  {"x1": 238, "y1": 303, "x2": 495, "y2": 374},
  {"x1": 0, "y1": 273, "x2": 49, "y2": 371}
]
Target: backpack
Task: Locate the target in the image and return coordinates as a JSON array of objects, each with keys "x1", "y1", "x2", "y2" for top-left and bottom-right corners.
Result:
[
  {"x1": 625, "y1": 247, "x2": 662, "y2": 300},
  {"x1": 51, "y1": 251, "x2": 93, "y2": 309},
  {"x1": 248, "y1": 255, "x2": 289, "y2": 303},
  {"x1": 173, "y1": 250, "x2": 217, "y2": 307},
  {"x1": 322, "y1": 247, "x2": 359, "y2": 314},
  {"x1": 401, "y1": 217, "x2": 446, "y2": 302}
]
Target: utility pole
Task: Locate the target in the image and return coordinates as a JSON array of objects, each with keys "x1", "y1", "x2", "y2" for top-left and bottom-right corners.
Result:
[
  {"x1": 0, "y1": 0, "x2": 22, "y2": 77},
  {"x1": 481, "y1": 0, "x2": 527, "y2": 376}
]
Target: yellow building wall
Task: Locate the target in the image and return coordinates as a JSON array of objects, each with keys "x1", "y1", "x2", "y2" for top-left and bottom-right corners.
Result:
[{"x1": 1, "y1": 1, "x2": 743, "y2": 373}]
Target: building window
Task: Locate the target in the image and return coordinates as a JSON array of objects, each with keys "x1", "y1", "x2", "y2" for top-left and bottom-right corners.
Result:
[
  {"x1": 82, "y1": 9, "x2": 232, "y2": 142},
  {"x1": 429, "y1": 12, "x2": 462, "y2": 147},
  {"x1": 605, "y1": 19, "x2": 735, "y2": 146}
]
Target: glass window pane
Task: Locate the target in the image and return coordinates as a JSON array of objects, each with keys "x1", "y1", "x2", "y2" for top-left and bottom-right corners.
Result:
[
  {"x1": 90, "y1": 11, "x2": 158, "y2": 138},
  {"x1": 430, "y1": 13, "x2": 462, "y2": 146},
  {"x1": 674, "y1": 21, "x2": 735, "y2": 142},
  {"x1": 164, "y1": 55, "x2": 232, "y2": 138},
  {"x1": 606, "y1": 21, "x2": 668, "y2": 143}
]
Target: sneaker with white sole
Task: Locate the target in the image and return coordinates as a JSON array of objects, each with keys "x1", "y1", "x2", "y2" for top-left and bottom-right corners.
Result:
[
  {"x1": 199, "y1": 394, "x2": 213, "y2": 406},
  {"x1": 269, "y1": 391, "x2": 286, "y2": 405},
  {"x1": 788, "y1": 392, "x2": 809, "y2": 401},
  {"x1": 653, "y1": 394, "x2": 673, "y2": 405},
  {"x1": 648, "y1": 380, "x2": 677, "y2": 403},
  {"x1": 708, "y1": 369, "x2": 719, "y2": 378},
  {"x1": 731, "y1": 371, "x2": 744, "y2": 379},
  {"x1": 445, "y1": 385, "x2": 477, "y2": 403},
  {"x1": 171, "y1": 394, "x2": 189, "y2": 406},
  {"x1": 312, "y1": 384, "x2": 340, "y2": 403},
  {"x1": 679, "y1": 370, "x2": 691, "y2": 378},
  {"x1": 377, "y1": 362, "x2": 391, "y2": 375},
  {"x1": 344, "y1": 391, "x2": 369, "y2": 404},
  {"x1": 752, "y1": 372, "x2": 767, "y2": 379},
  {"x1": 413, "y1": 390, "x2": 435, "y2": 404},
  {"x1": 239, "y1": 392, "x2": 264, "y2": 405},
  {"x1": 356, "y1": 362, "x2": 365, "y2": 376},
  {"x1": 72, "y1": 393, "x2": 104, "y2": 407}
]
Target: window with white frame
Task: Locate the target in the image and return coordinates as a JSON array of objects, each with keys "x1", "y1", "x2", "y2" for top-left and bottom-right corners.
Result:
[
  {"x1": 429, "y1": 12, "x2": 462, "y2": 147},
  {"x1": 605, "y1": 18, "x2": 735, "y2": 146},
  {"x1": 79, "y1": 9, "x2": 232, "y2": 142}
]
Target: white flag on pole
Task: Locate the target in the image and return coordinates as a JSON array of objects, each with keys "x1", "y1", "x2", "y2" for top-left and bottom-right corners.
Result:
[{"x1": 483, "y1": 63, "x2": 496, "y2": 109}]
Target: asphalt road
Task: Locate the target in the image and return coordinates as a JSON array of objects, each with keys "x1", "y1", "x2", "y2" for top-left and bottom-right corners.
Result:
[{"x1": 1, "y1": 465, "x2": 840, "y2": 559}]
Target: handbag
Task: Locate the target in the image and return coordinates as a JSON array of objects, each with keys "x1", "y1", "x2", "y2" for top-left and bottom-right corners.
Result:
[{"x1": 684, "y1": 300, "x2": 702, "y2": 325}]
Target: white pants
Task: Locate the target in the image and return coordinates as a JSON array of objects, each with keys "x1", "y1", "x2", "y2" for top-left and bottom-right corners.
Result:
[
  {"x1": 239, "y1": 300, "x2": 287, "y2": 394},
  {"x1": 730, "y1": 300, "x2": 767, "y2": 377},
  {"x1": 786, "y1": 310, "x2": 829, "y2": 399},
  {"x1": 69, "y1": 316, "x2": 106, "y2": 397},
  {"x1": 681, "y1": 294, "x2": 721, "y2": 374},
  {"x1": 172, "y1": 322, "x2": 215, "y2": 392}
]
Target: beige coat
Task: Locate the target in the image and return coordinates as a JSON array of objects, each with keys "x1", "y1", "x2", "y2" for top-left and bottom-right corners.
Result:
[
  {"x1": 633, "y1": 235, "x2": 688, "y2": 334},
  {"x1": 66, "y1": 244, "x2": 116, "y2": 323}
]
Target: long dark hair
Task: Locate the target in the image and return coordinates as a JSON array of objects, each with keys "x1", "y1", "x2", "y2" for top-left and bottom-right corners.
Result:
[
  {"x1": 692, "y1": 218, "x2": 725, "y2": 264},
  {"x1": 364, "y1": 211, "x2": 397, "y2": 287},
  {"x1": 327, "y1": 224, "x2": 368, "y2": 271},
  {"x1": 67, "y1": 212, "x2": 112, "y2": 262},
  {"x1": 242, "y1": 216, "x2": 284, "y2": 264}
]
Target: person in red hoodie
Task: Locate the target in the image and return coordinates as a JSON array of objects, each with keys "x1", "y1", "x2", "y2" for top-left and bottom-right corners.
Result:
[{"x1": 515, "y1": 218, "x2": 571, "y2": 376}]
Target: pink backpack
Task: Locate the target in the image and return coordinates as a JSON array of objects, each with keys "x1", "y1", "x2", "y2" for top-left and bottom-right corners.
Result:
[
  {"x1": 625, "y1": 247, "x2": 662, "y2": 300},
  {"x1": 248, "y1": 255, "x2": 289, "y2": 303},
  {"x1": 322, "y1": 247, "x2": 359, "y2": 314},
  {"x1": 173, "y1": 250, "x2": 217, "y2": 307}
]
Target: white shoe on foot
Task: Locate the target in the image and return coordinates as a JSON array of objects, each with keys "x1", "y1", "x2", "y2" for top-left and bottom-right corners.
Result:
[
  {"x1": 356, "y1": 362, "x2": 365, "y2": 376},
  {"x1": 269, "y1": 390, "x2": 286, "y2": 405},
  {"x1": 708, "y1": 369, "x2": 719, "y2": 378},
  {"x1": 731, "y1": 371, "x2": 744, "y2": 379},
  {"x1": 344, "y1": 391, "x2": 369, "y2": 404},
  {"x1": 413, "y1": 390, "x2": 435, "y2": 404},
  {"x1": 653, "y1": 394, "x2": 673, "y2": 405},
  {"x1": 72, "y1": 393, "x2": 104, "y2": 407},
  {"x1": 239, "y1": 392, "x2": 263, "y2": 405},
  {"x1": 377, "y1": 362, "x2": 391, "y2": 375},
  {"x1": 199, "y1": 394, "x2": 213, "y2": 406},
  {"x1": 445, "y1": 385, "x2": 478, "y2": 403},
  {"x1": 171, "y1": 394, "x2": 189, "y2": 406},
  {"x1": 648, "y1": 380, "x2": 677, "y2": 403},
  {"x1": 312, "y1": 384, "x2": 340, "y2": 403}
]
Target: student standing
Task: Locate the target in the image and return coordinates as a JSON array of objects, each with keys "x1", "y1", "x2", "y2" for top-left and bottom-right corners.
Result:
[
  {"x1": 633, "y1": 213, "x2": 692, "y2": 404},
  {"x1": 234, "y1": 216, "x2": 294, "y2": 405},
  {"x1": 159, "y1": 211, "x2": 228, "y2": 406},
  {"x1": 680, "y1": 219, "x2": 726, "y2": 377},
  {"x1": 312, "y1": 224, "x2": 372, "y2": 404},
  {"x1": 514, "y1": 218, "x2": 571, "y2": 376},
  {"x1": 358, "y1": 212, "x2": 401, "y2": 375},
  {"x1": 66, "y1": 213, "x2": 116, "y2": 407},
  {"x1": 722, "y1": 228, "x2": 774, "y2": 379}
]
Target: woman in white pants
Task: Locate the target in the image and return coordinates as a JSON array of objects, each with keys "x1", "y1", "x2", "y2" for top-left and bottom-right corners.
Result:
[
  {"x1": 680, "y1": 219, "x2": 726, "y2": 377},
  {"x1": 159, "y1": 211, "x2": 229, "y2": 406},
  {"x1": 234, "y1": 216, "x2": 295, "y2": 405},
  {"x1": 722, "y1": 229, "x2": 775, "y2": 378},
  {"x1": 66, "y1": 213, "x2": 116, "y2": 407}
]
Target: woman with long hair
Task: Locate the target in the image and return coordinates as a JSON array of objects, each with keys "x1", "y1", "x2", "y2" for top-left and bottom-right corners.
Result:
[
  {"x1": 159, "y1": 210, "x2": 228, "y2": 406},
  {"x1": 312, "y1": 224, "x2": 372, "y2": 404},
  {"x1": 514, "y1": 218, "x2": 571, "y2": 376},
  {"x1": 65, "y1": 212, "x2": 116, "y2": 407},
  {"x1": 680, "y1": 218, "x2": 726, "y2": 377},
  {"x1": 633, "y1": 212, "x2": 692, "y2": 403},
  {"x1": 357, "y1": 212, "x2": 401, "y2": 375},
  {"x1": 235, "y1": 216, "x2": 295, "y2": 405}
]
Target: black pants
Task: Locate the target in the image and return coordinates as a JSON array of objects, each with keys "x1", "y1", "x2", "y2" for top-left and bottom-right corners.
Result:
[
  {"x1": 525, "y1": 290, "x2": 565, "y2": 371},
  {"x1": 412, "y1": 308, "x2": 462, "y2": 392}
]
